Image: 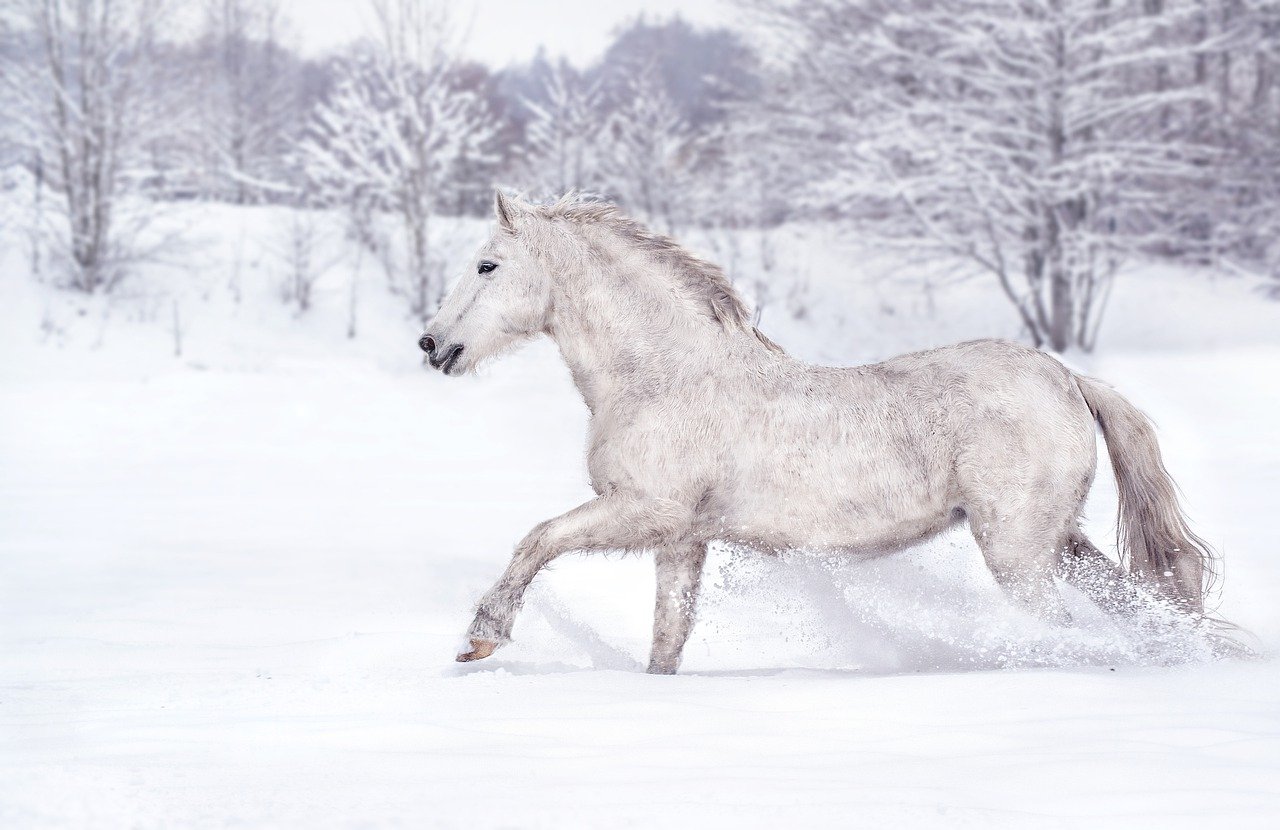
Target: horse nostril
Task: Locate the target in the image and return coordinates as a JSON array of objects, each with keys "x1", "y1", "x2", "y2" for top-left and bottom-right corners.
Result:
[
  {"x1": 441, "y1": 344, "x2": 465, "y2": 374},
  {"x1": 419, "y1": 334, "x2": 436, "y2": 355}
]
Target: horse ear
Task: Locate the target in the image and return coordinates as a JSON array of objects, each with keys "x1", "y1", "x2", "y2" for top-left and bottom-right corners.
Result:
[{"x1": 494, "y1": 190, "x2": 518, "y2": 231}]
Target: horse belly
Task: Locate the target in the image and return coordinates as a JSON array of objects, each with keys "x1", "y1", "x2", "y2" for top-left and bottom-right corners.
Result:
[{"x1": 710, "y1": 451, "x2": 955, "y2": 553}]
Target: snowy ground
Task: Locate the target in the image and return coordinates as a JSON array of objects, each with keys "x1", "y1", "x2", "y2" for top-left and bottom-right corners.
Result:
[{"x1": 2, "y1": 203, "x2": 1280, "y2": 827}]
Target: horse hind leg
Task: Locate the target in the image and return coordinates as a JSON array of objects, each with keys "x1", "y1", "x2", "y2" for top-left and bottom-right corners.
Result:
[
  {"x1": 648, "y1": 542, "x2": 708, "y2": 675},
  {"x1": 1056, "y1": 531, "x2": 1143, "y2": 616},
  {"x1": 968, "y1": 508, "x2": 1072, "y2": 626}
]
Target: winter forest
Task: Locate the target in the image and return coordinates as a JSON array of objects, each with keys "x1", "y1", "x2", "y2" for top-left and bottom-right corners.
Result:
[
  {"x1": 2, "y1": 0, "x2": 1279, "y2": 350},
  {"x1": 4, "y1": 2, "x2": 1280, "y2": 828}
]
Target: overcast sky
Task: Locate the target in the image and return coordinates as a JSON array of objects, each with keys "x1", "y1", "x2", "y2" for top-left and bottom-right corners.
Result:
[{"x1": 279, "y1": 0, "x2": 732, "y2": 67}]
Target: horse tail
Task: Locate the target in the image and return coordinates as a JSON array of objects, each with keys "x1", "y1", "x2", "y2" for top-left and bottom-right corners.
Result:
[{"x1": 1074, "y1": 374, "x2": 1217, "y2": 613}]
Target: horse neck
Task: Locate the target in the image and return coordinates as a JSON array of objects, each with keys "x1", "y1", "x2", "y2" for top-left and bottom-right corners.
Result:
[{"x1": 545, "y1": 253, "x2": 730, "y2": 416}]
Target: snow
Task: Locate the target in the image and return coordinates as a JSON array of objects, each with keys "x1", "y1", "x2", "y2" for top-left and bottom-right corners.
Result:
[{"x1": 2, "y1": 203, "x2": 1279, "y2": 827}]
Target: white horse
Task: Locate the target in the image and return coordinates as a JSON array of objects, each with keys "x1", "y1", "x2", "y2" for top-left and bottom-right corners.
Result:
[{"x1": 421, "y1": 192, "x2": 1217, "y2": 674}]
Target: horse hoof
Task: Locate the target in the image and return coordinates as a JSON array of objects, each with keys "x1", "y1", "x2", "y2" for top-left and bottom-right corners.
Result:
[{"x1": 456, "y1": 639, "x2": 498, "y2": 662}]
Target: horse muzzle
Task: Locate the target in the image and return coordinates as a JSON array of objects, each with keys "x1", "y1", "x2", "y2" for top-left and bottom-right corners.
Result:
[{"x1": 419, "y1": 334, "x2": 465, "y2": 375}]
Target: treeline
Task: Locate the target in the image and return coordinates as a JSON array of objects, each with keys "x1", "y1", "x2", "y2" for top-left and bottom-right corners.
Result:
[
  {"x1": 1, "y1": 0, "x2": 1277, "y2": 349},
  {"x1": 748, "y1": 0, "x2": 1280, "y2": 348}
]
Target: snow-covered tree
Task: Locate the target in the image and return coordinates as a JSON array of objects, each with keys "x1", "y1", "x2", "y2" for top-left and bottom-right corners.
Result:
[
  {"x1": 694, "y1": 107, "x2": 803, "y2": 321},
  {"x1": 1244, "y1": 3, "x2": 1280, "y2": 289},
  {"x1": 194, "y1": 0, "x2": 299, "y2": 202},
  {"x1": 600, "y1": 62, "x2": 698, "y2": 235},
  {"x1": 1, "y1": 0, "x2": 182, "y2": 292},
  {"x1": 520, "y1": 59, "x2": 601, "y2": 197},
  {"x1": 1199, "y1": 0, "x2": 1280, "y2": 287},
  {"x1": 752, "y1": 0, "x2": 1223, "y2": 351},
  {"x1": 298, "y1": 0, "x2": 498, "y2": 318}
]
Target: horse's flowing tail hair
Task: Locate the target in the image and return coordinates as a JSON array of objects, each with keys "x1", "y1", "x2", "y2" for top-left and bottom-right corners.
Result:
[{"x1": 1075, "y1": 375, "x2": 1218, "y2": 613}]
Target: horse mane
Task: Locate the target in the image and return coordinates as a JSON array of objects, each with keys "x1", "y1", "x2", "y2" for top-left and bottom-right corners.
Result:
[{"x1": 533, "y1": 194, "x2": 783, "y2": 352}]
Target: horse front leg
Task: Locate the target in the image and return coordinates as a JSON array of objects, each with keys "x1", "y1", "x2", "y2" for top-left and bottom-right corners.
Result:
[
  {"x1": 648, "y1": 542, "x2": 708, "y2": 675},
  {"x1": 456, "y1": 495, "x2": 694, "y2": 662}
]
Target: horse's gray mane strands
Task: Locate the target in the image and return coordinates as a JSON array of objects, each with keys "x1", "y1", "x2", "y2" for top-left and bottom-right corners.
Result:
[{"x1": 534, "y1": 193, "x2": 781, "y2": 350}]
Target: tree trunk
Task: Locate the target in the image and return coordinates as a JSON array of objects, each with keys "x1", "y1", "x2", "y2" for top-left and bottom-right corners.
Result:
[{"x1": 1048, "y1": 268, "x2": 1073, "y2": 352}]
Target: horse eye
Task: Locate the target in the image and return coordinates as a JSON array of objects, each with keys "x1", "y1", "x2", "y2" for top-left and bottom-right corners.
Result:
[{"x1": 478, "y1": 260, "x2": 498, "y2": 275}]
